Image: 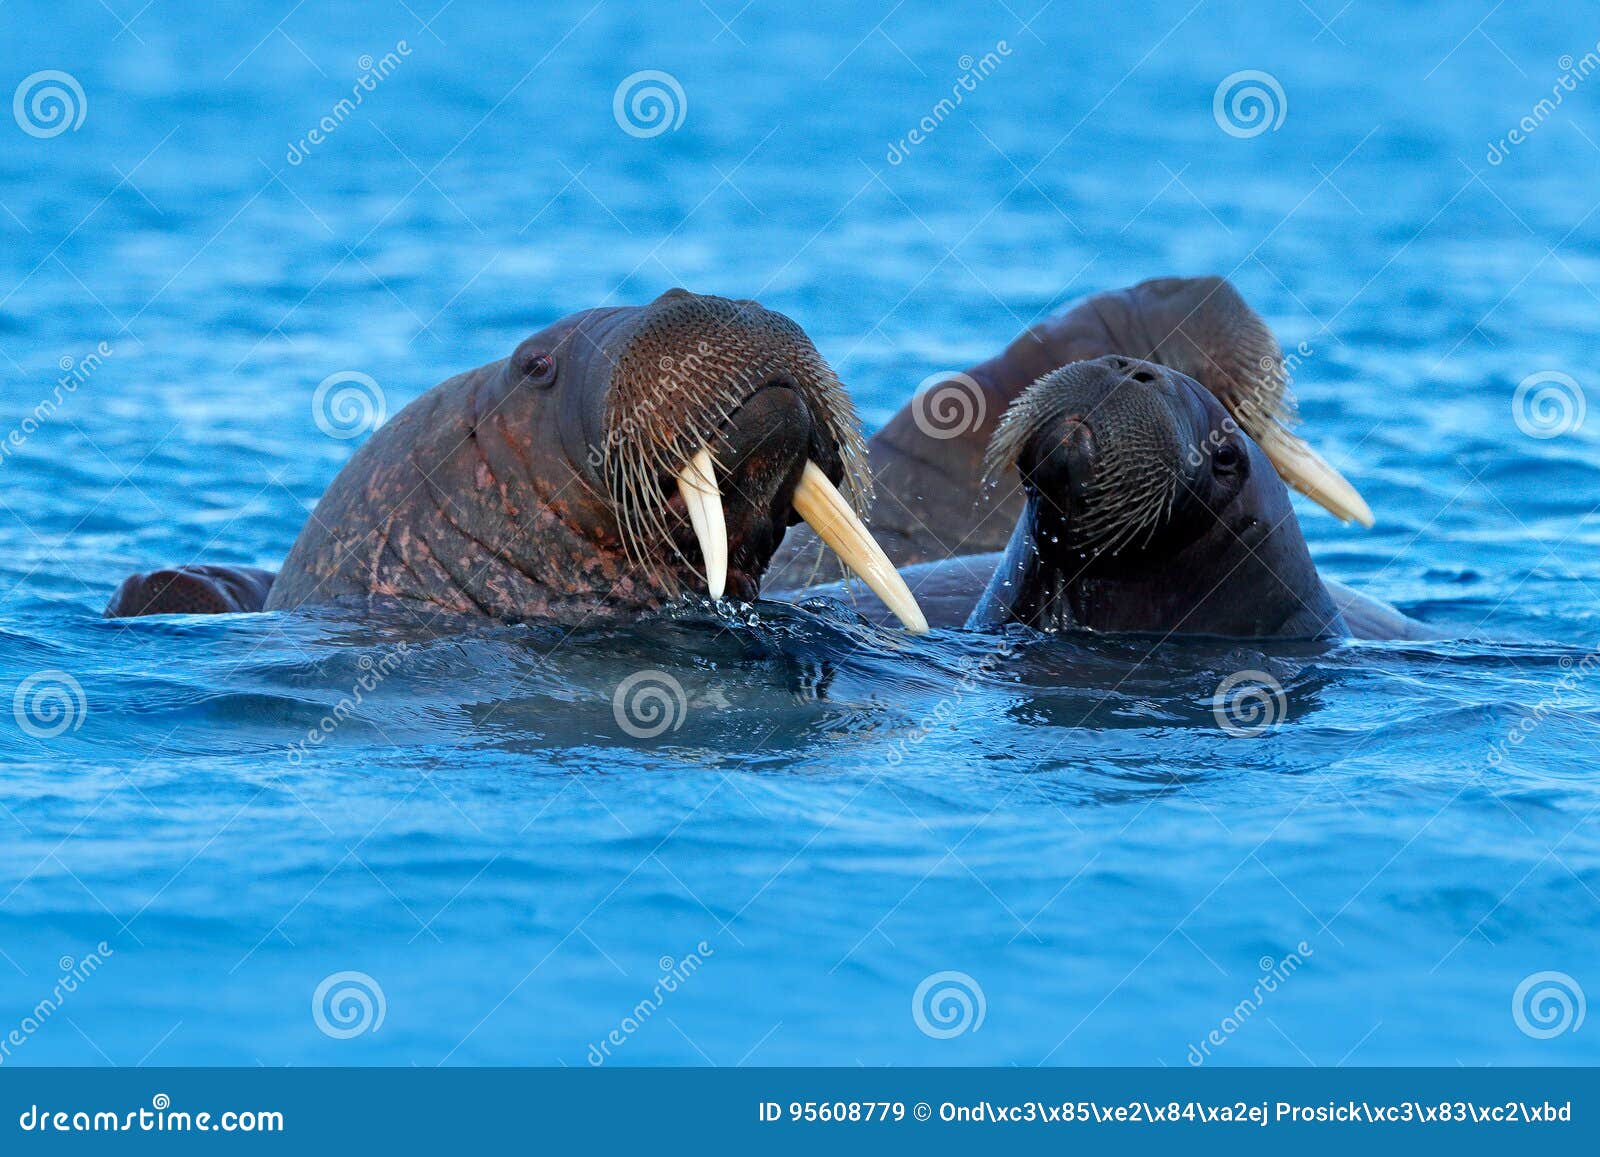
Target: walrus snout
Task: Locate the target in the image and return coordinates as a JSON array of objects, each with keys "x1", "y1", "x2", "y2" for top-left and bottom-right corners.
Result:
[
  {"x1": 597, "y1": 289, "x2": 927, "y2": 630},
  {"x1": 1024, "y1": 416, "x2": 1097, "y2": 529},
  {"x1": 665, "y1": 384, "x2": 814, "y2": 601},
  {"x1": 105, "y1": 565, "x2": 276, "y2": 617},
  {"x1": 989, "y1": 357, "x2": 1193, "y2": 562}
]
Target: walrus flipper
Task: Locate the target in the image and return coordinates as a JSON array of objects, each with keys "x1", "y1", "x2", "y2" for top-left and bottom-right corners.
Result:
[
  {"x1": 1321, "y1": 578, "x2": 1446, "y2": 641},
  {"x1": 104, "y1": 565, "x2": 277, "y2": 618}
]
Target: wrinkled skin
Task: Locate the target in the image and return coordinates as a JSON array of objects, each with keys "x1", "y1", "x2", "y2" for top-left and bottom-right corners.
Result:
[{"x1": 107, "y1": 289, "x2": 865, "y2": 624}]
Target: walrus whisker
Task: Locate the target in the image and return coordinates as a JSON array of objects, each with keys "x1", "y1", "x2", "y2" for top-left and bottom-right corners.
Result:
[{"x1": 592, "y1": 294, "x2": 877, "y2": 612}]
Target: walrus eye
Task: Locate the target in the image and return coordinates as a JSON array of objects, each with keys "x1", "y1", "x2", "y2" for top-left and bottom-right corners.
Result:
[
  {"x1": 511, "y1": 341, "x2": 558, "y2": 389},
  {"x1": 1213, "y1": 442, "x2": 1243, "y2": 472},
  {"x1": 523, "y1": 353, "x2": 557, "y2": 387}
]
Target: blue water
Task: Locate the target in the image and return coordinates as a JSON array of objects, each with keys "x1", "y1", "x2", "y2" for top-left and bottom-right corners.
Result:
[{"x1": 2, "y1": 0, "x2": 1598, "y2": 1067}]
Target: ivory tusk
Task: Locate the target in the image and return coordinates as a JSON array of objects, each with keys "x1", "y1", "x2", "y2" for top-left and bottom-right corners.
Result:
[
  {"x1": 1252, "y1": 422, "x2": 1375, "y2": 528},
  {"x1": 792, "y1": 461, "x2": 929, "y2": 634},
  {"x1": 676, "y1": 447, "x2": 728, "y2": 599}
]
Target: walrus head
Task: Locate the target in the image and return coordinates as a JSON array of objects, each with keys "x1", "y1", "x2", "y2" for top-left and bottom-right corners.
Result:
[
  {"x1": 1085, "y1": 275, "x2": 1373, "y2": 528},
  {"x1": 474, "y1": 289, "x2": 925, "y2": 628},
  {"x1": 266, "y1": 289, "x2": 926, "y2": 630},
  {"x1": 971, "y1": 356, "x2": 1342, "y2": 637}
]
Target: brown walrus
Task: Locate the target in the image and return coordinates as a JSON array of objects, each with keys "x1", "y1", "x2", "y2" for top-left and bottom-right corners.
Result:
[{"x1": 106, "y1": 289, "x2": 926, "y2": 631}]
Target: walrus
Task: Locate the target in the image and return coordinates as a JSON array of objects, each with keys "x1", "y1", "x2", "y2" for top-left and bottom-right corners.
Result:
[
  {"x1": 770, "y1": 275, "x2": 1371, "y2": 592},
  {"x1": 791, "y1": 357, "x2": 1433, "y2": 639},
  {"x1": 963, "y1": 356, "x2": 1434, "y2": 638},
  {"x1": 106, "y1": 289, "x2": 926, "y2": 631},
  {"x1": 777, "y1": 276, "x2": 1435, "y2": 640}
]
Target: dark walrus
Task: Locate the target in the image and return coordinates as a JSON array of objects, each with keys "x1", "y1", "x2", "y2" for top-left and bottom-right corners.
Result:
[
  {"x1": 772, "y1": 275, "x2": 1370, "y2": 587},
  {"x1": 777, "y1": 276, "x2": 1434, "y2": 639},
  {"x1": 964, "y1": 356, "x2": 1435, "y2": 639},
  {"x1": 107, "y1": 289, "x2": 925, "y2": 631}
]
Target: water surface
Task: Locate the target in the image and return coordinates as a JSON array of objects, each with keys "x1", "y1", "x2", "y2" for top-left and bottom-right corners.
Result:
[{"x1": 1, "y1": 0, "x2": 1597, "y2": 1065}]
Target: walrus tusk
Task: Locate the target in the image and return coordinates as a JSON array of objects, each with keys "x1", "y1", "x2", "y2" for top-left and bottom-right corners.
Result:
[
  {"x1": 676, "y1": 447, "x2": 727, "y2": 600},
  {"x1": 1252, "y1": 422, "x2": 1376, "y2": 528},
  {"x1": 792, "y1": 461, "x2": 930, "y2": 634}
]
